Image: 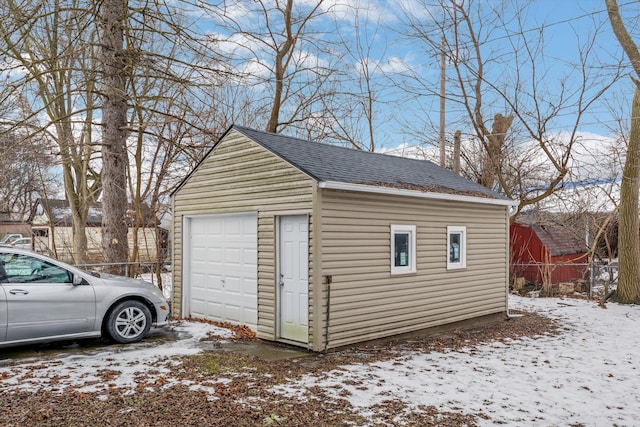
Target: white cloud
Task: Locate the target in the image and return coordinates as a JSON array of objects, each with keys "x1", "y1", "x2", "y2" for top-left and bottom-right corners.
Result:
[
  {"x1": 395, "y1": 0, "x2": 438, "y2": 22},
  {"x1": 312, "y1": 0, "x2": 398, "y2": 24}
]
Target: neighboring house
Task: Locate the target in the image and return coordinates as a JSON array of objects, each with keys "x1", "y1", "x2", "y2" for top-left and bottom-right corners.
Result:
[
  {"x1": 0, "y1": 213, "x2": 30, "y2": 239},
  {"x1": 30, "y1": 199, "x2": 166, "y2": 264},
  {"x1": 171, "y1": 125, "x2": 517, "y2": 352},
  {"x1": 510, "y1": 218, "x2": 590, "y2": 286}
]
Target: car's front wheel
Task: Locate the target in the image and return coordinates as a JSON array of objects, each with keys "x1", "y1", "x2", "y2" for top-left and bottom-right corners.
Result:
[{"x1": 105, "y1": 300, "x2": 152, "y2": 344}]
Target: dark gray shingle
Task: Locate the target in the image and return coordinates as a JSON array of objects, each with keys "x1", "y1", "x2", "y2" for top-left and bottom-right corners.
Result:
[{"x1": 233, "y1": 126, "x2": 507, "y2": 200}]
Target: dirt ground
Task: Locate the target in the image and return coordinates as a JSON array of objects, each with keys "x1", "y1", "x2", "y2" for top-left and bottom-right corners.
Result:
[{"x1": 0, "y1": 311, "x2": 557, "y2": 427}]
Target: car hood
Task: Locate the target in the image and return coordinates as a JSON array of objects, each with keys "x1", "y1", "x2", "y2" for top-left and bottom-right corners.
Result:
[
  {"x1": 95, "y1": 272, "x2": 159, "y2": 291},
  {"x1": 92, "y1": 273, "x2": 166, "y2": 302}
]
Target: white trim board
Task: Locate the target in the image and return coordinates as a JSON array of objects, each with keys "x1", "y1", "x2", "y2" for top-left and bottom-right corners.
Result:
[{"x1": 318, "y1": 181, "x2": 518, "y2": 208}]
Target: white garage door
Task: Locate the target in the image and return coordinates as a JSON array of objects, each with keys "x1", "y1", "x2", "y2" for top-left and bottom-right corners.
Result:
[{"x1": 186, "y1": 212, "x2": 258, "y2": 330}]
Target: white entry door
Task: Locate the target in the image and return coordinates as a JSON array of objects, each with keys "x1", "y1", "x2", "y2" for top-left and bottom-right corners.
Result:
[
  {"x1": 186, "y1": 213, "x2": 257, "y2": 330},
  {"x1": 279, "y1": 215, "x2": 309, "y2": 343}
]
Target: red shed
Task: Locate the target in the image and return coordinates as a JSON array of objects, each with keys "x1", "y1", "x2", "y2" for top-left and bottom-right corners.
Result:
[{"x1": 510, "y1": 221, "x2": 589, "y2": 285}]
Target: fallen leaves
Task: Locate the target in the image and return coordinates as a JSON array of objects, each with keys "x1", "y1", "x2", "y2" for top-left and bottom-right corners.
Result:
[
  {"x1": 0, "y1": 310, "x2": 559, "y2": 426},
  {"x1": 172, "y1": 317, "x2": 257, "y2": 340}
]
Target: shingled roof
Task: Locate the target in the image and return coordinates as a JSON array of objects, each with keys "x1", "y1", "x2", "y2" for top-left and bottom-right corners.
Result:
[
  {"x1": 515, "y1": 212, "x2": 589, "y2": 256},
  {"x1": 529, "y1": 223, "x2": 588, "y2": 257},
  {"x1": 231, "y1": 126, "x2": 509, "y2": 201}
]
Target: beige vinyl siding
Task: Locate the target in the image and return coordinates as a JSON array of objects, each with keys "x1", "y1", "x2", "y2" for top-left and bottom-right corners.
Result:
[
  {"x1": 319, "y1": 189, "x2": 508, "y2": 349},
  {"x1": 172, "y1": 130, "x2": 315, "y2": 343}
]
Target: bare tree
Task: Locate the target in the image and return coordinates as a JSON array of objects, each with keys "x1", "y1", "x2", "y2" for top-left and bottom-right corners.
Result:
[
  {"x1": 125, "y1": 43, "x2": 225, "y2": 283},
  {"x1": 212, "y1": 0, "x2": 336, "y2": 134},
  {"x1": 402, "y1": 0, "x2": 620, "y2": 219},
  {"x1": 95, "y1": 0, "x2": 230, "y2": 274},
  {"x1": 0, "y1": 132, "x2": 56, "y2": 217},
  {"x1": 1, "y1": 0, "x2": 229, "y2": 269},
  {"x1": 116, "y1": 2, "x2": 232, "y2": 282},
  {"x1": 605, "y1": 0, "x2": 640, "y2": 303},
  {"x1": 315, "y1": 6, "x2": 399, "y2": 152},
  {"x1": 0, "y1": 0, "x2": 101, "y2": 263}
]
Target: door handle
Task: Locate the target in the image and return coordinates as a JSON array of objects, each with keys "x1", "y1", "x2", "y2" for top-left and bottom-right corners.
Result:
[
  {"x1": 279, "y1": 274, "x2": 284, "y2": 286},
  {"x1": 9, "y1": 289, "x2": 29, "y2": 295}
]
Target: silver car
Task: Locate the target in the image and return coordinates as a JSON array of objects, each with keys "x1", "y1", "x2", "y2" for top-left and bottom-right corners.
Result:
[{"x1": 0, "y1": 247, "x2": 170, "y2": 348}]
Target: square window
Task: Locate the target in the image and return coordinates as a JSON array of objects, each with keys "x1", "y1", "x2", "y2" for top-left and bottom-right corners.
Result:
[
  {"x1": 391, "y1": 225, "x2": 416, "y2": 275},
  {"x1": 447, "y1": 226, "x2": 467, "y2": 270}
]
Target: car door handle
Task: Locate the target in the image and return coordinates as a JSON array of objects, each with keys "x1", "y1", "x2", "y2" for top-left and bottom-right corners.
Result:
[{"x1": 9, "y1": 289, "x2": 29, "y2": 295}]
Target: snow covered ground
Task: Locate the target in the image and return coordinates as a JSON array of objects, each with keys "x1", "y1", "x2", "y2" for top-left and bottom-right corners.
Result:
[
  {"x1": 276, "y1": 296, "x2": 640, "y2": 425},
  {"x1": 0, "y1": 321, "x2": 235, "y2": 398},
  {"x1": 1, "y1": 295, "x2": 639, "y2": 425}
]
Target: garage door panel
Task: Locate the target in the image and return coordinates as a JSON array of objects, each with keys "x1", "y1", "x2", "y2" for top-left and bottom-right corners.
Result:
[
  {"x1": 245, "y1": 278, "x2": 257, "y2": 297},
  {"x1": 243, "y1": 307, "x2": 257, "y2": 323},
  {"x1": 190, "y1": 272, "x2": 206, "y2": 288},
  {"x1": 224, "y1": 276, "x2": 243, "y2": 294},
  {"x1": 243, "y1": 249, "x2": 257, "y2": 265},
  {"x1": 207, "y1": 273, "x2": 224, "y2": 290},
  {"x1": 225, "y1": 248, "x2": 242, "y2": 265},
  {"x1": 191, "y1": 246, "x2": 208, "y2": 260},
  {"x1": 191, "y1": 299, "x2": 205, "y2": 315},
  {"x1": 187, "y1": 213, "x2": 258, "y2": 330},
  {"x1": 206, "y1": 301, "x2": 223, "y2": 320},
  {"x1": 207, "y1": 220, "x2": 223, "y2": 234},
  {"x1": 224, "y1": 304, "x2": 241, "y2": 323},
  {"x1": 207, "y1": 247, "x2": 223, "y2": 261}
]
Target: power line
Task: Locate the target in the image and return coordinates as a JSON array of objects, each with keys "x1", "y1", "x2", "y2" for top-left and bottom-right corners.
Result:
[{"x1": 429, "y1": 0, "x2": 638, "y2": 49}]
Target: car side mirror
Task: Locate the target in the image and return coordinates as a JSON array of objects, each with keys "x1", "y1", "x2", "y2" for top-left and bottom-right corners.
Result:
[{"x1": 72, "y1": 274, "x2": 88, "y2": 286}]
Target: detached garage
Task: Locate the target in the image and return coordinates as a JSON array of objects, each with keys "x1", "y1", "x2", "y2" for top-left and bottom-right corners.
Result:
[{"x1": 171, "y1": 125, "x2": 517, "y2": 351}]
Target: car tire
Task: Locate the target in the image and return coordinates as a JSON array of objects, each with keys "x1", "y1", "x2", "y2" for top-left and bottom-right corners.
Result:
[{"x1": 105, "y1": 300, "x2": 152, "y2": 344}]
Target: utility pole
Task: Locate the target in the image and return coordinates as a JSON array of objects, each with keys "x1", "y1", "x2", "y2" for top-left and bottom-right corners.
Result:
[{"x1": 439, "y1": 37, "x2": 446, "y2": 168}]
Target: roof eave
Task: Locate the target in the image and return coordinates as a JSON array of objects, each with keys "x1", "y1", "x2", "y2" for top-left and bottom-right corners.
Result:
[{"x1": 318, "y1": 181, "x2": 518, "y2": 207}]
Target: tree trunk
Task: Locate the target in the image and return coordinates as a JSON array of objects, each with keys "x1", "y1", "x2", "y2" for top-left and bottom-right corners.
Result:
[
  {"x1": 606, "y1": 0, "x2": 640, "y2": 303},
  {"x1": 68, "y1": 196, "x2": 89, "y2": 264},
  {"x1": 58, "y1": 122, "x2": 90, "y2": 265},
  {"x1": 100, "y1": 0, "x2": 129, "y2": 275},
  {"x1": 617, "y1": 86, "x2": 640, "y2": 303},
  {"x1": 266, "y1": 0, "x2": 294, "y2": 134},
  {"x1": 453, "y1": 130, "x2": 461, "y2": 174},
  {"x1": 266, "y1": 59, "x2": 285, "y2": 133},
  {"x1": 480, "y1": 113, "x2": 513, "y2": 189}
]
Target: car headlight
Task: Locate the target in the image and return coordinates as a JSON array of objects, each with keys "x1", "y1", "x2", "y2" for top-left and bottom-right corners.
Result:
[{"x1": 149, "y1": 286, "x2": 165, "y2": 301}]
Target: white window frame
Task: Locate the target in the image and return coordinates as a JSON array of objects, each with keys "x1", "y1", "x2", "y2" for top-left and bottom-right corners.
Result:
[
  {"x1": 447, "y1": 226, "x2": 467, "y2": 270},
  {"x1": 391, "y1": 224, "x2": 417, "y2": 275}
]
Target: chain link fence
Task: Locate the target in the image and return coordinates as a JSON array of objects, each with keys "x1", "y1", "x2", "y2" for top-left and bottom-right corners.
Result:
[{"x1": 511, "y1": 261, "x2": 618, "y2": 298}]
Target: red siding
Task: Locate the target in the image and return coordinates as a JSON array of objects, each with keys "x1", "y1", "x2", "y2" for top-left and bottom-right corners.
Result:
[{"x1": 510, "y1": 223, "x2": 588, "y2": 284}]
